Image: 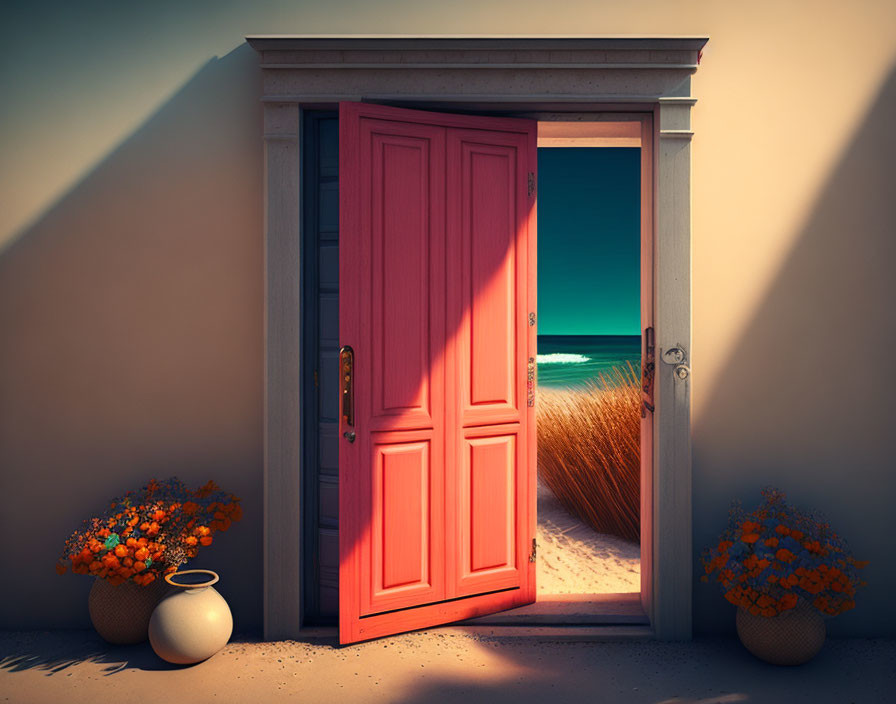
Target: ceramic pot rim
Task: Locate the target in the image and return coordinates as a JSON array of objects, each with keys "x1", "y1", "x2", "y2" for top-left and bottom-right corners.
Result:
[{"x1": 165, "y1": 569, "x2": 219, "y2": 589}]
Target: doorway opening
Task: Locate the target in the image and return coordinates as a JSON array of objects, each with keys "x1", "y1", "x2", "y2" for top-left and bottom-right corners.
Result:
[
  {"x1": 301, "y1": 113, "x2": 653, "y2": 629},
  {"x1": 535, "y1": 135, "x2": 642, "y2": 599}
]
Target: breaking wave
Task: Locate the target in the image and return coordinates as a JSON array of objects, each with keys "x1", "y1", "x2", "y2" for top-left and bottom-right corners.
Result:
[{"x1": 536, "y1": 353, "x2": 590, "y2": 364}]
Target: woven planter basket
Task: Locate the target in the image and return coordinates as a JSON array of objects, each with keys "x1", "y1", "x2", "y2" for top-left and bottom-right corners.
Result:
[
  {"x1": 88, "y1": 577, "x2": 170, "y2": 645},
  {"x1": 736, "y1": 600, "x2": 826, "y2": 666}
]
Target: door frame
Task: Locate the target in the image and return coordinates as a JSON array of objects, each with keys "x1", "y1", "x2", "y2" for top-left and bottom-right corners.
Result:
[{"x1": 248, "y1": 35, "x2": 707, "y2": 641}]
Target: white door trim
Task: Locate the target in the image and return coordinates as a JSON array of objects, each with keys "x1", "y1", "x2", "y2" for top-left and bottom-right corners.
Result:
[{"x1": 247, "y1": 35, "x2": 707, "y2": 641}]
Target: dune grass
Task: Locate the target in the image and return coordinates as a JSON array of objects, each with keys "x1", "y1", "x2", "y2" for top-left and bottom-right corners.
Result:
[{"x1": 537, "y1": 364, "x2": 640, "y2": 543}]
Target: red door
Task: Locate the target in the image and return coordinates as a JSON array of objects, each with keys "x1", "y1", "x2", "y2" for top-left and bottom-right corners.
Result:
[{"x1": 339, "y1": 102, "x2": 536, "y2": 644}]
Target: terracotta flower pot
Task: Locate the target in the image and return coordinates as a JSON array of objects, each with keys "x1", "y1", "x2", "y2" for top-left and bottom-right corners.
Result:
[
  {"x1": 88, "y1": 577, "x2": 170, "y2": 644},
  {"x1": 736, "y1": 600, "x2": 826, "y2": 666},
  {"x1": 148, "y1": 569, "x2": 233, "y2": 665}
]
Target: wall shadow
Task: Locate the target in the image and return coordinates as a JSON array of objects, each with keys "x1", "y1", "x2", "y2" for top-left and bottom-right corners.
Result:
[
  {"x1": 0, "y1": 44, "x2": 264, "y2": 631},
  {"x1": 693, "y1": 66, "x2": 896, "y2": 637}
]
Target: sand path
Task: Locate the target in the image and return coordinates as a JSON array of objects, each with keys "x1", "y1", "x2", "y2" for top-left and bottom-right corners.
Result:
[{"x1": 536, "y1": 478, "x2": 640, "y2": 594}]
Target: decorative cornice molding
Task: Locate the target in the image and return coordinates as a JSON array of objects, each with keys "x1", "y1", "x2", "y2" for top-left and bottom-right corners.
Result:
[
  {"x1": 247, "y1": 35, "x2": 708, "y2": 105},
  {"x1": 246, "y1": 35, "x2": 709, "y2": 51}
]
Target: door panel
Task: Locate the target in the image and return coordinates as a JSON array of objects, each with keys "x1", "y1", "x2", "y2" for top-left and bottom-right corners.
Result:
[
  {"x1": 365, "y1": 436, "x2": 444, "y2": 614},
  {"x1": 450, "y1": 130, "x2": 529, "y2": 428},
  {"x1": 340, "y1": 102, "x2": 536, "y2": 644},
  {"x1": 362, "y1": 119, "x2": 445, "y2": 434}
]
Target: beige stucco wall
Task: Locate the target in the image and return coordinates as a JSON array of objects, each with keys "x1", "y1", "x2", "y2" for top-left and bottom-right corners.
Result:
[{"x1": 1, "y1": 0, "x2": 894, "y2": 636}]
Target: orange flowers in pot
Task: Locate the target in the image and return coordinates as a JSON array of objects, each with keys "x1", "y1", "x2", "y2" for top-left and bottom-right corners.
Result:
[
  {"x1": 701, "y1": 488, "x2": 867, "y2": 618},
  {"x1": 58, "y1": 478, "x2": 242, "y2": 587}
]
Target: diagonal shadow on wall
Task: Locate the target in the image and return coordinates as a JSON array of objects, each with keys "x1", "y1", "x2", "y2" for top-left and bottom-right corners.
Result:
[
  {"x1": 692, "y1": 65, "x2": 896, "y2": 637},
  {"x1": 0, "y1": 44, "x2": 265, "y2": 632}
]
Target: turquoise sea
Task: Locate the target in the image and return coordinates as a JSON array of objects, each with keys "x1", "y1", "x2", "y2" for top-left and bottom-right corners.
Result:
[{"x1": 537, "y1": 335, "x2": 641, "y2": 389}]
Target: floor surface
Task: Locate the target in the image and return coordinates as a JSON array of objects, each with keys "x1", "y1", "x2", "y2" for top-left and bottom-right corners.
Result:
[{"x1": 1, "y1": 629, "x2": 893, "y2": 704}]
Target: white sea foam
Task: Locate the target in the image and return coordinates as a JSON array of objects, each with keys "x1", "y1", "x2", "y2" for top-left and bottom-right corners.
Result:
[{"x1": 536, "y1": 353, "x2": 590, "y2": 364}]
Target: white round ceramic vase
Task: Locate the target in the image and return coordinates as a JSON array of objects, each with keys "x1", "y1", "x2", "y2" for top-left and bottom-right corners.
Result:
[{"x1": 148, "y1": 569, "x2": 233, "y2": 664}]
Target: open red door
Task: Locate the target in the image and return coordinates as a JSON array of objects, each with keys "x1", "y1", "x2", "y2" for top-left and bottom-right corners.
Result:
[{"x1": 339, "y1": 102, "x2": 537, "y2": 643}]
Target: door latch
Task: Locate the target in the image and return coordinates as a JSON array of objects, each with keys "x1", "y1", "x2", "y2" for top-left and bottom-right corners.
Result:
[
  {"x1": 661, "y1": 345, "x2": 690, "y2": 383},
  {"x1": 641, "y1": 326, "x2": 655, "y2": 417}
]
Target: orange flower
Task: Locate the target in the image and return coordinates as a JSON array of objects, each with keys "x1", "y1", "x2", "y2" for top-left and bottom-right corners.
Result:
[
  {"x1": 185, "y1": 536, "x2": 198, "y2": 547},
  {"x1": 114, "y1": 545, "x2": 128, "y2": 558},
  {"x1": 741, "y1": 533, "x2": 760, "y2": 544},
  {"x1": 199, "y1": 536, "x2": 213, "y2": 547},
  {"x1": 133, "y1": 561, "x2": 147, "y2": 572},
  {"x1": 779, "y1": 593, "x2": 798, "y2": 610},
  {"x1": 775, "y1": 525, "x2": 790, "y2": 535},
  {"x1": 763, "y1": 537, "x2": 779, "y2": 548},
  {"x1": 775, "y1": 548, "x2": 795, "y2": 563},
  {"x1": 55, "y1": 563, "x2": 67, "y2": 575}
]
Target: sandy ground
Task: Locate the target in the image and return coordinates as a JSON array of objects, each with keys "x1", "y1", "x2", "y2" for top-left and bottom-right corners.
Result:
[
  {"x1": 537, "y1": 479, "x2": 640, "y2": 594},
  {"x1": 2, "y1": 630, "x2": 894, "y2": 704}
]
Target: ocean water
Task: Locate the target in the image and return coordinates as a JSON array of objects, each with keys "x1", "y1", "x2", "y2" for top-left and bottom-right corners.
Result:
[{"x1": 537, "y1": 335, "x2": 641, "y2": 388}]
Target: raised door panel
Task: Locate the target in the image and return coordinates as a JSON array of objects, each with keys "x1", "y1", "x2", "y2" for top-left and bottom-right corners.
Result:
[
  {"x1": 360, "y1": 119, "x2": 446, "y2": 433},
  {"x1": 362, "y1": 435, "x2": 445, "y2": 614},
  {"x1": 449, "y1": 130, "x2": 528, "y2": 428},
  {"x1": 455, "y1": 428, "x2": 525, "y2": 596}
]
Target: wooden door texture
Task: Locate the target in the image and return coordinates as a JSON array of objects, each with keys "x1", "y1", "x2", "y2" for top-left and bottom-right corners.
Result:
[{"x1": 339, "y1": 102, "x2": 537, "y2": 643}]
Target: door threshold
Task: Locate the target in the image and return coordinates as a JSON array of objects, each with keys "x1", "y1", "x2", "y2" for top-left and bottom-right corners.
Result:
[
  {"x1": 444, "y1": 624, "x2": 654, "y2": 642},
  {"x1": 297, "y1": 593, "x2": 647, "y2": 644},
  {"x1": 456, "y1": 592, "x2": 648, "y2": 626}
]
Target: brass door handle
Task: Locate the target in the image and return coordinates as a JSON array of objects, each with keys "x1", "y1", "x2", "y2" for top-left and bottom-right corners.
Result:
[{"x1": 339, "y1": 346, "x2": 355, "y2": 442}]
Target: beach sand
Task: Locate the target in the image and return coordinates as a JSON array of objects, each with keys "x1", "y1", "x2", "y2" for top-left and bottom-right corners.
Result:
[{"x1": 536, "y1": 478, "x2": 640, "y2": 594}]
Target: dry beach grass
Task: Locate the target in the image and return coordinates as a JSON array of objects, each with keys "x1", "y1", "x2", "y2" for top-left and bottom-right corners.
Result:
[{"x1": 536, "y1": 365, "x2": 640, "y2": 542}]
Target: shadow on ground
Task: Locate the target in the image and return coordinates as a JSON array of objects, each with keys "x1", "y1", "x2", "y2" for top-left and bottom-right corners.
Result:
[
  {"x1": 1, "y1": 630, "x2": 893, "y2": 703},
  {"x1": 0, "y1": 631, "x2": 180, "y2": 674}
]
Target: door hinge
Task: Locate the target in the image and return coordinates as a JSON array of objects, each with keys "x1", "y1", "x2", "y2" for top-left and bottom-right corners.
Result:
[
  {"x1": 528, "y1": 312, "x2": 536, "y2": 326},
  {"x1": 528, "y1": 172, "x2": 536, "y2": 198},
  {"x1": 527, "y1": 357, "x2": 536, "y2": 407},
  {"x1": 529, "y1": 538, "x2": 537, "y2": 562}
]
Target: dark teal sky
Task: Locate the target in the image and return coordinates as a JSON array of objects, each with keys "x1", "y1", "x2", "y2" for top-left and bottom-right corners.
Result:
[{"x1": 537, "y1": 147, "x2": 640, "y2": 335}]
